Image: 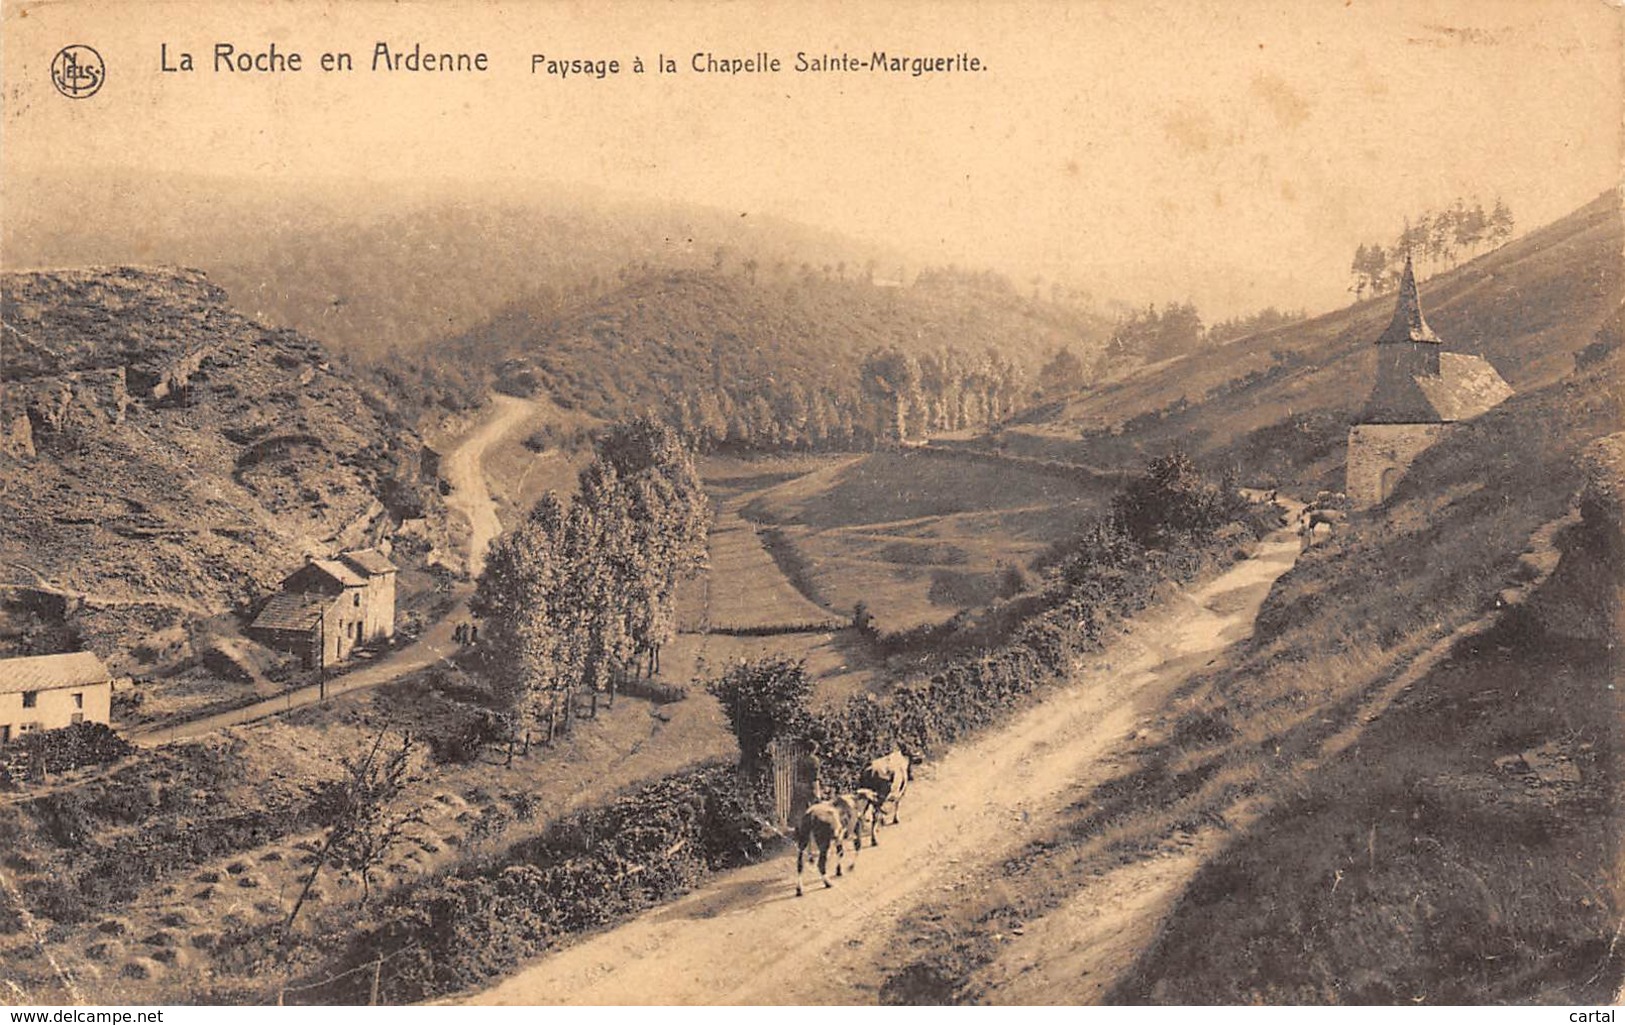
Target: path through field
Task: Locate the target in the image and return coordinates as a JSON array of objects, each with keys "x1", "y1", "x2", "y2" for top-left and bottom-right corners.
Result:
[
  {"x1": 469, "y1": 522, "x2": 1302, "y2": 1005},
  {"x1": 128, "y1": 396, "x2": 537, "y2": 746}
]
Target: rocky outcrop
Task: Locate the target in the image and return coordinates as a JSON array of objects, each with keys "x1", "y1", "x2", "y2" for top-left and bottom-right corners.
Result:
[
  {"x1": 1527, "y1": 432, "x2": 1625, "y2": 644},
  {"x1": 6, "y1": 368, "x2": 131, "y2": 454}
]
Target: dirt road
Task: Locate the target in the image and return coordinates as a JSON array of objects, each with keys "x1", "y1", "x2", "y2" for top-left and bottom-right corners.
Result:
[
  {"x1": 444, "y1": 394, "x2": 535, "y2": 577},
  {"x1": 468, "y1": 524, "x2": 1302, "y2": 1005},
  {"x1": 129, "y1": 396, "x2": 538, "y2": 746}
]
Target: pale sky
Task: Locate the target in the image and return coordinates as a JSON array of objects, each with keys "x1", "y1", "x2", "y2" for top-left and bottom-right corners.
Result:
[{"x1": 4, "y1": 0, "x2": 1621, "y2": 318}]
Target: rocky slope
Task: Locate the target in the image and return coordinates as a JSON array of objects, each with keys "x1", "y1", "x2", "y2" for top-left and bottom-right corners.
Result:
[{"x1": 0, "y1": 267, "x2": 437, "y2": 666}]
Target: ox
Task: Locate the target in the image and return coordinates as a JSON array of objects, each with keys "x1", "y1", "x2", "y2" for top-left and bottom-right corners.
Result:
[
  {"x1": 1299, "y1": 507, "x2": 1347, "y2": 549},
  {"x1": 795, "y1": 788, "x2": 879, "y2": 896},
  {"x1": 858, "y1": 744, "x2": 922, "y2": 845}
]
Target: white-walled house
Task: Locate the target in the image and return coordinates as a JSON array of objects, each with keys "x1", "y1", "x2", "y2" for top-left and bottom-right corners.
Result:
[{"x1": 0, "y1": 651, "x2": 114, "y2": 744}]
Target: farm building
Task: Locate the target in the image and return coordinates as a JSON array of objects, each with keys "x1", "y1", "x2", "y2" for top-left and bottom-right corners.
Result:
[
  {"x1": 1346, "y1": 255, "x2": 1513, "y2": 507},
  {"x1": 0, "y1": 651, "x2": 114, "y2": 744},
  {"x1": 248, "y1": 548, "x2": 398, "y2": 667}
]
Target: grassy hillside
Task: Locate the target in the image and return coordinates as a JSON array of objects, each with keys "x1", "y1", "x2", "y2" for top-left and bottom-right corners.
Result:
[
  {"x1": 0, "y1": 267, "x2": 443, "y2": 667},
  {"x1": 460, "y1": 268, "x2": 1111, "y2": 424},
  {"x1": 1105, "y1": 332, "x2": 1625, "y2": 1003},
  {"x1": 998, "y1": 190, "x2": 1622, "y2": 489},
  {"x1": 858, "y1": 191, "x2": 1625, "y2": 1005}
]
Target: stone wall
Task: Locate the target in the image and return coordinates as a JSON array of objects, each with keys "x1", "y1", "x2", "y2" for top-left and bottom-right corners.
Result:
[{"x1": 1345, "y1": 422, "x2": 1452, "y2": 508}]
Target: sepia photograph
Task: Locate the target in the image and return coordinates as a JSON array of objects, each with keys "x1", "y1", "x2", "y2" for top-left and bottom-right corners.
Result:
[{"x1": 1, "y1": 0, "x2": 1622, "y2": 1009}]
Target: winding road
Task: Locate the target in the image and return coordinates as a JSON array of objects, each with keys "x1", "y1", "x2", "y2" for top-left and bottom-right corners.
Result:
[
  {"x1": 467, "y1": 519, "x2": 1304, "y2": 1005},
  {"x1": 128, "y1": 396, "x2": 537, "y2": 747}
]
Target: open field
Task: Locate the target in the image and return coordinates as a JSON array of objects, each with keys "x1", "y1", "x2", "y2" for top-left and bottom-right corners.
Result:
[
  {"x1": 738, "y1": 449, "x2": 1113, "y2": 633},
  {"x1": 0, "y1": 671, "x2": 738, "y2": 1004},
  {"x1": 698, "y1": 507, "x2": 843, "y2": 632}
]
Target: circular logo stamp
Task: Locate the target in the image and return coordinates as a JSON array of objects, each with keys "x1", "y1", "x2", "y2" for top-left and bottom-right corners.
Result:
[{"x1": 51, "y1": 45, "x2": 105, "y2": 99}]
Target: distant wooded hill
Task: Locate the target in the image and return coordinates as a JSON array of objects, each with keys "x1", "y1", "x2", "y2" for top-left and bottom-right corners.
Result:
[
  {"x1": 3, "y1": 171, "x2": 915, "y2": 360},
  {"x1": 450, "y1": 266, "x2": 1113, "y2": 451}
]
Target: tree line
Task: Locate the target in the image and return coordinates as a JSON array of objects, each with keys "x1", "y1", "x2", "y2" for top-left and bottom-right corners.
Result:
[
  {"x1": 661, "y1": 342, "x2": 1033, "y2": 453},
  {"x1": 471, "y1": 417, "x2": 709, "y2": 750},
  {"x1": 1350, "y1": 197, "x2": 1515, "y2": 299}
]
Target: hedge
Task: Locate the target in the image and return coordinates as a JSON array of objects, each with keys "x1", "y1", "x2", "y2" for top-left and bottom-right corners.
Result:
[{"x1": 272, "y1": 765, "x2": 762, "y2": 1004}]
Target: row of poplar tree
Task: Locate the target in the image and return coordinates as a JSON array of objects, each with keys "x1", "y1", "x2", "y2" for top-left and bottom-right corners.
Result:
[
  {"x1": 471, "y1": 417, "x2": 710, "y2": 747},
  {"x1": 662, "y1": 343, "x2": 1032, "y2": 454}
]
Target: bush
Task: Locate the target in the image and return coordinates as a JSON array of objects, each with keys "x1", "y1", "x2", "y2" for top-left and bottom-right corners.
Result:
[
  {"x1": 282, "y1": 764, "x2": 764, "y2": 1004},
  {"x1": 11, "y1": 721, "x2": 133, "y2": 775},
  {"x1": 617, "y1": 676, "x2": 688, "y2": 705},
  {"x1": 425, "y1": 705, "x2": 510, "y2": 765},
  {"x1": 704, "y1": 656, "x2": 813, "y2": 772},
  {"x1": 1112, "y1": 451, "x2": 1245, "y2": 548}
]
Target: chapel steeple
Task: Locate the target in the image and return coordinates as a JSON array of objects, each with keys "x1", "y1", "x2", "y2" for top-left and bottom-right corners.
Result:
[{"x1": 1376, "y1": 253, "x2": 1441, "y2": 345}]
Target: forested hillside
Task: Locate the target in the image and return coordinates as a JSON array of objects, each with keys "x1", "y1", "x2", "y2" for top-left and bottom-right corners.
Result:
[
  {"x1": 3, "y1": 172, "x2": 909, "y2": 360},
  {"x1": 463, "y1": 267, "x2": 1111, "y2": 451}
]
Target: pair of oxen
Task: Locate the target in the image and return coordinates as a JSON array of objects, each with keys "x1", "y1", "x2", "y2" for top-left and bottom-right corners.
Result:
[{"x1": 794, "y1": 745, "x2": 921, "y2": 897}]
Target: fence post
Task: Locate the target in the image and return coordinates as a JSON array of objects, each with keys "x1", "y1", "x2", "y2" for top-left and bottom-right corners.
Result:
[{"x1": 369, "y1": 958, "x2": 382, "y2": 1005}]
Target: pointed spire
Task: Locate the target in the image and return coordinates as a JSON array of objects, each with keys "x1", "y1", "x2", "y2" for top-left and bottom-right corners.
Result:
[{"x1": 1377, "y1": 253, "x2": 1441, "y2": 344}]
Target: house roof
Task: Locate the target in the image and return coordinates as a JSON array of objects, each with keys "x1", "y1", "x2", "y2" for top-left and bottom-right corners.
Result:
[
  {"x1": 0, "y1": 651, "x2": 112, "y2": 695},
  {"x1": 283, "y1": 558, "x2": 368, "y2": 591},
  {"x1": 1377, "y1": 255, "x2": 1442, "y2": 345},
  {"x1": 339, "y1": 548, "x2": 397, "y2": 576},
  {"x1": 250, "y1": 592, "x2": 331, "y2": 634},
  {"x1": 1416, "y1": 352, "x2": 1515, "y2": 422}
]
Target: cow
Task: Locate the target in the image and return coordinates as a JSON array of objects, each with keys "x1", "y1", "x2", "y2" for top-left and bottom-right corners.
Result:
[
  {"x1": 1299, "y1": 507, "x2": 1347, "y2": 549},
  {"x1": 795, "y1": 788, "x2": 879, "y2": 896},
  {"x1": 858, "y1": 744, "x2": 923, "y2": 845}
]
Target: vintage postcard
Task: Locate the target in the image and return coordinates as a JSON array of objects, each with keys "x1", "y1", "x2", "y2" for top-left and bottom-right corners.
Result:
[{"x1": 2, "y1": 0, "x2": 1622, "y2": 1010}]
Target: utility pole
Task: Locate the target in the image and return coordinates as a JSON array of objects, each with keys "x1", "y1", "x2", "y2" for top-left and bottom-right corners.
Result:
[{"x1": 318, "y1": 611, "x2": 327, "y2": 703}]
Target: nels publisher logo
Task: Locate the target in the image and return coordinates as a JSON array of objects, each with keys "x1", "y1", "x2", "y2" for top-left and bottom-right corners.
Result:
[{"x1": 51, "y1": 44, "x2": 105, "y2": 99}]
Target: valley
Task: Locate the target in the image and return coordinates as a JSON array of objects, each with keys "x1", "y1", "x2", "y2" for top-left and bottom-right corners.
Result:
[{"x1": 0, "y1": 112, "x2": 1620, "y2": 1010}]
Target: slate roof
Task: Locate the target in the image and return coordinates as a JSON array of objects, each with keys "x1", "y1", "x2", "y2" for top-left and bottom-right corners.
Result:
[
  {"x1": 0, "y1": 651, "x2": 112, "y2": 696},
  {"x1": 250, "y1": 592, "x2": 331, "y2": 634},
  {"x1": 1417, "y1": 353, "x2": 1515, "y2": 422},
  {"x1": 288, "y1": 559, "x2": 367, "y2": 590},
  {"x1": 339, "y1": 548, "x2": 397, "y2": 576},
  {"x1": 1377, "y1": 255, "x2": 1442, "y2": 345},
  {"x1": 1364, "y1": 254, "x2": 1513, "y2": 424}
]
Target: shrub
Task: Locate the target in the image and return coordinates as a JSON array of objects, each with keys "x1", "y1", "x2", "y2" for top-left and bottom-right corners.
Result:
[
  {"x1": 1112, "y1": 451, "x2": 1245, "y2": 548},
  {"x1": 617, "y1": 676, "x2": 688, "y2": 704},
  {"x1": 425, "y1": 705, "x2": 510, "y2": 765},
  {"x1": 12, "y1": 722, "x2": 134, "y2": 775},
  {"x1": 280, "y1": 764, "x2": 764, "y2": 1004},
  {"x1": 704, "y1": 656, "x2": 814, "y2": 772}
]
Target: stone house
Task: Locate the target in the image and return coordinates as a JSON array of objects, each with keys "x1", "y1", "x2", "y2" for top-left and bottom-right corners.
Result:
[
  {"x1": 248, "y1": 548, "x2": 398, "y2": 667},
  {"x1": 1346, "y1": 256, "x2": 1513, "y2": 507},
  {"x1": 0, "y1": 651, "x2": 114, "y2": 744}
]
